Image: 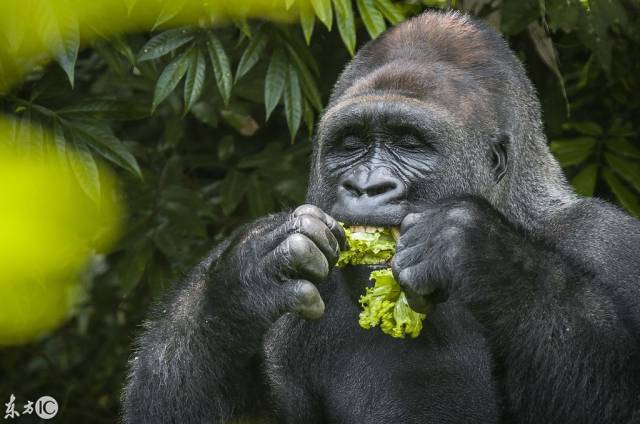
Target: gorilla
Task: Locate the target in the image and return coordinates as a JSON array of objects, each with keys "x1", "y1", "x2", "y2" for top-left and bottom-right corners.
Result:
[{"x1": 122, "y1": 10, "x2": 640, "y2": 424}]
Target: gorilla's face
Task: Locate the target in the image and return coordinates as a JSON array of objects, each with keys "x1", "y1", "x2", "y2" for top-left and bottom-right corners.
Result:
[{"x1": 312, "y1": 93, "x2": 498, "y2": 228}]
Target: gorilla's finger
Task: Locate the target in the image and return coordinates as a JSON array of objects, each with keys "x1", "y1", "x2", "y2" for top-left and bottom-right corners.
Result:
[
  {"x1": 274, "y1": 233, "x2": 330, "y2": 283},
  {"x1": 403, "y1": 288, "x2": 433, "y2": 314},
  {"x1": 293, "y1": 204, "x2": 346, "y2": 250},
  {"x1": 400, "y1": 212, "x2": 422, "y2": 233},
  {"x1": 396, "y1": 265, "x2": 437, "y2": 297},
  {"x1": 283, "y1": 279, "x2": 325, "y2": 320},
  {"x1": 392, "y1": 242, "x2": 426, "y2": 270},
  {"x1": 293, "y1": 214, "x2": 340, "y2": 264}
]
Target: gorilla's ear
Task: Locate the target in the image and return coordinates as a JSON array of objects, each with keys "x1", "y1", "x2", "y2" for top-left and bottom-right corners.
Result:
[{"x1": 490, "y1": 134, "x2": 509, "y2": 183}]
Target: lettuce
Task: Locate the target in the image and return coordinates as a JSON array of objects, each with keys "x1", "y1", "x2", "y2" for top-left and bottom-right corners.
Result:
[
  {"x1": 336, "y1": 226, "x2": 396, "y2": 266},
  {"x1": 336, "y1": 224, "x2": 426, "y2": 339}
]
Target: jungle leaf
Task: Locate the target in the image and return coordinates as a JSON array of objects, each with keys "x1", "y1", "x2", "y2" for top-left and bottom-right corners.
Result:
[
  {"x1": 151, "y1": 51, "x2": 190, "y2": 112},
  {"x1": 206, "y1": 32, "x2": 233, "y2": 106},
  {"x1": 137, "y1": 28, "x2": 195, "y2": 62},
  {"x1": 311, "y1": 0, "x2": 333, "y2": 30},
  {"x1": 264, "y1": 48, "x2": 287, "y2": 120},
  {"x1": 283, "y1": 62, "x2": 302, "y2": 139},
  {"x1": 183, "y1": 48, "x2": 207, "y2": 114},
  {"x1": 333, "y1": 0, "x2": 356, "y2": 56},
  {"x1": 235, "y1": 28, "x2": 269, "y2": 82},
  {"x1": 357, "y1": 0, "x2": 386, "y2": 39}
]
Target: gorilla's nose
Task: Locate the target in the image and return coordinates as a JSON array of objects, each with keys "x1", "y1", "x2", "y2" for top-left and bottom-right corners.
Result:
[{"x1": 333, "y1": 167, "x2": 407, "y2": 221}]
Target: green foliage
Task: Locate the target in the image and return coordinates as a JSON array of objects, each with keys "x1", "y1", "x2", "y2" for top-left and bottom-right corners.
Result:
[
  {"x1": 1, "y1": 0, "x2": 639, "y2": 421},
  {"x1": 358, "y1": 268, "x2": 426, "y2": 339}
]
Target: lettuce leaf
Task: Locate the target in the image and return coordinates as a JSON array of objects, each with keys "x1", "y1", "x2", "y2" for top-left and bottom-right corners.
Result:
[
  {"x1": 359, "y1": 268, "x2": 426, "y2": 339},
  {"x1": 336, "y1": 225, "x2": 396, "y2": 266}
]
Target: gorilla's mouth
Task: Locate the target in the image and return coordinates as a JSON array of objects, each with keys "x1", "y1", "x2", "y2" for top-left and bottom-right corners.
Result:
[{"x1": 336, "y1": 224, "x2": 399, "y2": 267}]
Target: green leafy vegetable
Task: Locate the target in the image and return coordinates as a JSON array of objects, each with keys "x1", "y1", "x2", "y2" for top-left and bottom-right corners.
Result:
[
  {"x1": 359, "y1": 269, "x2": 425, "y2": 339},
  {"x1": 336, "y1": 225, "x2": 396, "y2": 266},
  {"x1": 336, "y1": 224, "x2": 426, "y2": 338}
]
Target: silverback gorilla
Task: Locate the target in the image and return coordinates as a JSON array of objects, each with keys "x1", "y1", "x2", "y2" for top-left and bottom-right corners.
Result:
[{"x1": 123, "y1": 10, "x2": 640, "y2": 424}]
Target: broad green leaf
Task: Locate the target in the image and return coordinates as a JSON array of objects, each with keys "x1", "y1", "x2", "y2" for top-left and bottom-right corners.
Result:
[
  {"x1": 606, "y1": 153, "x2": 640, "y2": 192},
  {"x1": 54, "y1": 11, "x2": 80, "y2": 88},
  {"x1": 264, "y1": 48, "x2": 287, "y2": 120},
  {"x1": 137, "y1": 28, "x2": 195, "y2": 62},
  {"x1": 36, "y1": 1, "x2": 79, "y2": 87},
  {"x1": 280, "y1": 30, "x2": 320, "y2": 76},
  {"x1": 549, "y1": 137, "x2": 596, "y2": 153},
  {"x1": 357, "y1": 0, "x2": 386, "y2": 39},
  {"x1": 607, "y1": 137, "x2": 640, "y2": 159},
  {"x1": 247, "y1": 177, "x2": 275, "y2": 217},
  {"x1": 68, "y1": 135, "x2": 101, "y2": 203},
  {"x1": 151, "y1": 51, "x2": 191, "y2": 112},
  {"x1": 311, "y1": 0, "x2": 333, "y2": 30},
  {"x1": 571, "y1": 163, "x2": 597, "y2": 196},
  {"x1": 603, "y1": 169, "x2": 640, "y2": 217},
  {"x1": 184, "y1": 48, "x2": 206, "y2": 114},
  {"x1": 300, "y1": 2, "x2": 316, "y2": 45},
  {"x1": 70, "y1": 122, "x2": 142, "y2": 178},
  {"x1": 285, "y1": 0, "x2": 296, "y2": 10},
  {"x1": 552, "y1": 149, "x2": 592, "y2": 168},
  {"x1": 333, "y1": 0, "x2": 356, "y2": 56},
  {"x1": 206, "y1": 32, "x2": 233, "y2": 106},
  {"x1": 58, "y1": 100, "x2": 148, "y2": 120},
  {"x1": 152, "y1": 0, "x2": 186, "y2": 30},
  {"x1": 374, "y1": 0, "x2": 404, "y2": 25},
  {"x1": 220, "y1": 170, "x2": 248, "y2": 215},
  {"x1": 284, "y1": 62, "x2": 302, "y2": 139},
  {"x1": 285, "y1": 45, "x2": 323, "y2": 112},
  {"x1": 235, "y1": 29, "x2": 269, "y2": 81},
  {"x1": 562, "y1": 121, "x2": 603, "y2": 136}
]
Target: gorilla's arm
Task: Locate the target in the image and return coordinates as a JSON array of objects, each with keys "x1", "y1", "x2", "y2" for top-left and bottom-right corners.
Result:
[
  {"x1": 122, "y1": 208, "x2": 343, "y2": 423},
  {"x1": 121, "y1": 229, "x2": 273, "y2": 424},
  {"x1": 393, "y1": 197, "x2": 640, "y2": 424}
]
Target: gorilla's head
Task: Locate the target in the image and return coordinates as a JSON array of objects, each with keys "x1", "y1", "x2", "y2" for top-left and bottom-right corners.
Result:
[{"x1": 306, "y1": 10, "x2": 574, "y2": 229}]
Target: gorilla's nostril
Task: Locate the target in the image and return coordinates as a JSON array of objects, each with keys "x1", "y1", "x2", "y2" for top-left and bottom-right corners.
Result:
[
  {"x1": 342, "y1": 181, "x2": 362, "y2": 196},
  {"x1": 365, "y1": 182, "x2": 397, "y2": 197}
]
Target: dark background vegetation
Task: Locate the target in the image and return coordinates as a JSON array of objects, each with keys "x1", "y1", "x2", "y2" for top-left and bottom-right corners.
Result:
[{"x1": 1, "y1": 0, "x2": 639, "y2": 422}]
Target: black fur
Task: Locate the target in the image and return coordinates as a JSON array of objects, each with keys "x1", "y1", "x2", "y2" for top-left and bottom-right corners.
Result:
[{"x1": 123, "y1": 10, "x2": 640, "y2": 423}]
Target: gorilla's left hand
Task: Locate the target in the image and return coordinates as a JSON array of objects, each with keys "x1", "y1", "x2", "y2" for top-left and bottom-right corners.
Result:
[{"x1": 392, "y1": 197, "x2": 521, "y2": 312}]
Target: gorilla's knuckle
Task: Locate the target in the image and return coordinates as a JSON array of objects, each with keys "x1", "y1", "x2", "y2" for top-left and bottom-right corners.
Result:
[
  {"x1": 297, "y1": 214, "x2": 320, "y2": 233},
  {"x1": 287, "y1": 233, "x2": 314, "y2": 259},
  {"x1": 293, "y1": 204, "x2": 323, "y2": 218},
  {"x1": 295, "y1": 281, "x2": 320, "y2": 305}
]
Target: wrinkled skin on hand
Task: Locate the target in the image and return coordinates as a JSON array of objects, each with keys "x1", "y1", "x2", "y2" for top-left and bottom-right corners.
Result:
[
  {"x1": 217, "y1": 204, "x2": 345, "y2": 321},
  {"x1": 392, "y1": 197, "x2": 518, "y2": 313}
]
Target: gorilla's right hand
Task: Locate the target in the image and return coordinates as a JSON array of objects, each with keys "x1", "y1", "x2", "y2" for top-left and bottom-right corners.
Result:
[{"x1": 214, "y1": 204, "x2": 345, "y2": 321}]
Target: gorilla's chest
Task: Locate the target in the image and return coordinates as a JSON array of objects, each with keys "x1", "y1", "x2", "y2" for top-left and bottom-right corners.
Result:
[{"x1": 264, "y1": 275, "x2": 501, "y2": 423}]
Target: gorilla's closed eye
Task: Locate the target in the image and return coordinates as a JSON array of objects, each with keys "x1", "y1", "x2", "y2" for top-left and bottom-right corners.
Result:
[
  {"x1": 398, "y1": 133, "x2": 423, "y2": 149},
  {"x1": 341, "y1": 135, "x2": 365, "y2": 150}
]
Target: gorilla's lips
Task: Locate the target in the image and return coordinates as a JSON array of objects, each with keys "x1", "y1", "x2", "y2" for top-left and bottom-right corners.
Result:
[{"x1": 336, "y1": 224, "x2": 426, "y2": 339}]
